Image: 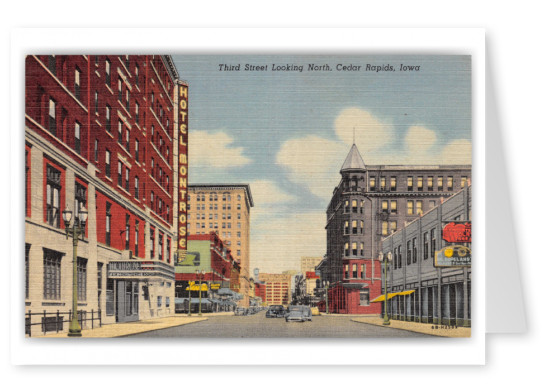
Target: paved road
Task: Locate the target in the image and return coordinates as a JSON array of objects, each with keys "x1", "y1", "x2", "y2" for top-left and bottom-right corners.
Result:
[{"x1": 123, "y1": 312, "x2": 433, "y2": 338}]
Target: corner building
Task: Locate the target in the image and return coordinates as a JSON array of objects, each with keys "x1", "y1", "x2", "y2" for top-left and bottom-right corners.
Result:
[
  {"x1": 25, "y1": 55, "x2": 182, "y2": 335},
  {"x1": 322, "y1": 144, "x2": 471, "y2": 314},
  {"x1": 187, "y1": 184, "x2": 253, "y2": 306}
]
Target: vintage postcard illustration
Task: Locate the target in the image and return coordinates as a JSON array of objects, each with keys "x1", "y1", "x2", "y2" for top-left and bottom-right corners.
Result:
[{"x1": 24, "y1": 54, "x2": 472, "y2": 338}]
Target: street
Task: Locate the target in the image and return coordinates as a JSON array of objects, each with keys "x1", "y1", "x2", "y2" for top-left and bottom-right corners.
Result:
[{"x1": 123, "y1": 311, "x2": 434, "y2": 338}]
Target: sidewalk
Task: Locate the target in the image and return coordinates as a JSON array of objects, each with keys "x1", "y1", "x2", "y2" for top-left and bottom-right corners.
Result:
[
  {"x1": 350, "y1": 317, "x2": 471, "y2": 337},
  {"x1": 36, "y1": 314, "x2": 210, "y2": 338}
]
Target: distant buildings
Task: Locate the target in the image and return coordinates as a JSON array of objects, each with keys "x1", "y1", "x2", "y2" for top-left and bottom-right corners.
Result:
[
  {"x1": 319, "y1": 143, "x2": 471, "y2": 314},
  {"x1": 25, "y1": 55, "x2": 183, "y2": 335},
  {"x1": 174, "y1": 232, "x2": 241, "y2": 313},
  {"x1": 258, "y1": 273, "x2": 292, "y2": 306},
  {"x1": 186, "y1": 184, "x2": 253, "y2": 306}
]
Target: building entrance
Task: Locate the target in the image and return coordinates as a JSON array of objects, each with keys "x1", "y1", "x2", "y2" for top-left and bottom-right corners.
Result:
[{"x1": 116, "y1": 280, "x2": 139, "y2": 323}]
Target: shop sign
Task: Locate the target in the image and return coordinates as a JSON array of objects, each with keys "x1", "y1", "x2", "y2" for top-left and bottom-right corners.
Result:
[
  {"x1": 211, "y1": 283, "x2": 221, "y2": 290},
  {"x1": 177, "y1": 82, "x2": 189, "y2": 263},
  {"x1": 434, "y1": 245, "x2": 472, "y2": 267},
  {"x1": 442, "y1": 221, "x2": 471, "y2": 243}
]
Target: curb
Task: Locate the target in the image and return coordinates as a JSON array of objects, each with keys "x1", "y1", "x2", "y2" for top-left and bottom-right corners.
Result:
[{"x1": 115, "y1": 317, "x2": 208, "y2": 338}]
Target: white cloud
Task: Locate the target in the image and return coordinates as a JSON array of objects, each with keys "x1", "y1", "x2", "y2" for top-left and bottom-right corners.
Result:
[
  {"x1": 439, "y1": 139, "x2": 472, "y2": 164},
  {"x1": 249, "y1": 180, "x2": 295, "y2": 206},
  {"x1": 334, "y1": 107, "x2": 393, "y2": 152},
  {"x1": 189, "y1": 130, "x2": 251, "y2": 168},
  {"x1": 276, "y1": 135, "x2": 347, "y2": 199},
  {"x1": 250, "y1": 211, "x2": 326, "y2": 274},
  {"x1": 405, "y1": 125, "x2": 437, "y2": 154}
]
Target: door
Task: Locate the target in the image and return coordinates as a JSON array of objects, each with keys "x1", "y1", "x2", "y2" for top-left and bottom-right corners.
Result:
[{"x1": 116, "y1": 280, "x2": 139, "y2": 322}]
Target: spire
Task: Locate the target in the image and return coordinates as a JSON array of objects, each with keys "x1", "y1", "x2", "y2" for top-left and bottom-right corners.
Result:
[{"x1": 340, "y1": 144, "x2": 366, "y2": 173}]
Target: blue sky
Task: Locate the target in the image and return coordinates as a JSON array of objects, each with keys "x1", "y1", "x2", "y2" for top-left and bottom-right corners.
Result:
[{"x1": 173, "y1": 55, "x2": 471, "y2": 273}]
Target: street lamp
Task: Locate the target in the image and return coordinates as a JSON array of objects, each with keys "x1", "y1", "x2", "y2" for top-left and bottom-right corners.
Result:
[
  {"x1": 196, "y1": 269, "x2": 205, "y2": 316},
  {"x1": 188, "y1": 279, "x2": 193, "y2": 316},
  {"x1": 323, "y1": 281, "x2": 330, "y2": 314},
  {"x1": 62, "y1": 206, "x2": 88, "y2": 337},
  {"x1": 378, "y1": 251, "x2": 393, "y2": 326}
]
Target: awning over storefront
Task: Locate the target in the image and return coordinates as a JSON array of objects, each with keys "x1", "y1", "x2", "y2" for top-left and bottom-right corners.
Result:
[
  {"x1": 397, "y1": 290, "x2": 415, "y2": 296},
  {"x1": 370, "y1": 292, "x2": 401, "y2": 303}
]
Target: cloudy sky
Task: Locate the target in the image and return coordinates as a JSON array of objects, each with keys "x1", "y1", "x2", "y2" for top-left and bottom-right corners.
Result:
[{"x1": 172, "y1": 55, "x2": 471, "y2": 273}]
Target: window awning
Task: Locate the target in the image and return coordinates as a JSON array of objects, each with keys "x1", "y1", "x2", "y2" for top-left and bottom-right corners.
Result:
[{"x1": 397, "y1": 290, "x2": 415, "y2": 296}]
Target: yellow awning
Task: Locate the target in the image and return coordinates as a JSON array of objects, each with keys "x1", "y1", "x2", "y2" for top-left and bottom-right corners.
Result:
[
  {"x1": 185, "y1": 283, "x2": 208, "y2": 291},
  {"x1": 371, "y1": 292, "x2": 400, "y2": 303},
  {"x1": 397, "y1": 290, "x2": 415, "y2": 296}
]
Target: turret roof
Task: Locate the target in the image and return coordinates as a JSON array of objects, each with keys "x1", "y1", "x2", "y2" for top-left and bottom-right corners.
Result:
[{"x1": 340, "y1": 144, "x2": 366, "y2": 173}]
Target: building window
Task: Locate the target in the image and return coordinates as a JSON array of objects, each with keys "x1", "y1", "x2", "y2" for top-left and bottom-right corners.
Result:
[
  {"x1": 423, "y1": 232, "x2": 429, "y2": 260},
  {"x1": 428, "y1": 176, "x2": 433, "y2": 191},
  {"x1": 43, "y1": 249, "x2": 62, "y2": 300},
  {"x1": 438, "y1": 176, "x2": 443, "y2": 191},
  {"x1": 48, "y1": 55, "x2": 56, "y2": 74},
  {"x1": 48, "y1": 98, "x2": 56, "y2": 135},
  {"x1": 416, "y1": 200, "x2": 423, "y2": 215},
  {"x1": 118, "y1": 120, "x2": 123, "y2": 143},
  {"x1": 429, "y1": 200, "x2": 436, "y2": 209},
  {"x1": 407, "y1": 200, "x2": 414, "y2": 215},
  {"x1": 344, "y1": 200, "x2": 350, "y2": 213},
  {"x1": 361, "y1": 264, "x2": 366, "y2": 279},
  {"x1": 369, "y1": 177, "x2": 376, "y2": 191},
  {"x1": 117, "y1": 161, "x2": 122, "y2": 186},
  {"x1": 393, "y1": 248, "x2": 398, "y2": 270},
  {"x1": 447, "y1": 176, "x2": 454, "y2": 191},
  {"x1": 344, "y1": 242, "x2": 349, "y2": 257},
  {"x1": 390, "y1": 221, "x2": 397, "y2": 233},
  {"x1": 135, "y1": 220, "x2": 140, "y2": 257},
  {"x1": 105, "y1": 59, "x2": 111, "y2": 85},
  {"x1": 382, "y1": 200, "x2": 389, "y2": 213},
  {"x1": 94, "y1": 139, "x2": 99, "y2": 162},
  {"x1": 125, "y1": 167, "x2": 129, "y2": 191},
  {"x1": 150, "y1": 227, "x2": 155, "y2": 259},
  {"x1": 407, "y1": 240, "x2": 411, "y2": 265},
  {"x1": 389, "y1": 176, "x2": 396, "y2": 191},
  {"x1": 125, "y1": 214, "x2": 130, "y2": 250},
  {"x1": 46, "y1": 165, "x2": 61, "y2": 228},
  {"x1": 352, "y1": 264, "x2": 358, "y2": 279},
  {"x1": 126, "y1": 129, "x2": 130, "y2": 151},
  {"x1": 417, "y1": 176, "x2": 423, "y2": 191},
  {"x1": 382, "y1": 221, "x2": 388, "y2": 236},
  {"x1": 344, "y1": 221, "x2": 349, "y2": 234},
  {"x1": 412, "y1": 237, "x2": 418, "y2": 263},
  {"x1": 126, "y1": 89, "x2": 130, "y2": 111},
  {"x1": 352, "y1": 242, "x2": 358, "y2": 256},
  {"x1": 407, "y1": 176, "x2": 413, "y2": 191},
  {"x1": 74, "y1": 121, "x2": 81, "y2": 154},
  {"x1": 360, "y1": 242, "x2": 364, "y2": 256},
  {"x1": 94, "y1": 91, "x2": 99, "y2": 114},
  {"x1": 380, "y1": 177, "x2": 386, "y2": 191},
  {"x1": 77, "y1": 257, "x2": 87, "y2": 301},
  {"x1": 118, "y1": 78, "x2": 123, "y2": 101},
  {"x1": 106, "y1": 202, "x2": 111, "y2": 246},
  {"x1": 74, "y1": 181, "x2": 87, "y2": 226},
  {"x1": 359, "y1": 288, "x2": 370, "y2": 306},
  {"x1": 352, "y1": 220, "x2": 358, "y2": 234},
  {"x1": 134, "y1": 177, "x2": 139, "y2": 199},
  {"x1": 135, "y1": 139, "x2": 139, "y2": 161},
  {"x1": 97, "y1": 262, "x2": 103, "y2": 309},
  {"x1": 398, "y1": 245, "x2": 402, "y2": 268},
  {"x1": 74, "y1": 68, "x2": 81, "y2": 101},
  {"x1": 352, "y1": 199, "x2": 358, "y2": 213},
  {"x1": 135, "y1": 102, "x2": 140, "y2": 125},
  {"x1": 430, "y1": 228, "x2": 436, "y2": 258},
  {"x1": 106, "y1": 105, "x2": 111, "y2": 132},
  {"x1": 105, "y1": 150, "x2": 111, "y2": 178},
  {"x1": 166, "y1": 238, "x2": 171, "y2": 263},
  {"x1": 461, "y1": 176, "x2": 468, "y2": 188},
  {"x1": 390, "y1": 200, "x2": 397, "y2": 214}
]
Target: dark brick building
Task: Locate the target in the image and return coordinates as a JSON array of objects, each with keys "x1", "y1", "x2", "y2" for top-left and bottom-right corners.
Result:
[{"x1": 321, "y1": 143, "x2": 471, "y2": 314}]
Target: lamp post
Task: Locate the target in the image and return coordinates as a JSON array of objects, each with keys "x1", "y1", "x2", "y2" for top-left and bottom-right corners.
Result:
[
  {"x1": 196, "y1": 269, "x2": 204, "y2": 316},
  {"x1": 188, "y1": 280, "x2": 193, "y2": 316},
  {"x1": 379, "y1": 251, "x2": 393, "y2": 326},
  {"x1": 62, "y1": 206, "x2": 88, "y2": 337},
  {"x1": 324, "y1": 281, "x2": 330, "y2": 314}
]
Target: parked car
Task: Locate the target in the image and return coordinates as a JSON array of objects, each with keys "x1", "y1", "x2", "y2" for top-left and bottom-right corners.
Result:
[
  {"x1": 235, "y1": 307, "x2": 248, "y2": 316},
  {"x1": 285, "y1": 305, "x2": 312, "y2": 322},
  {"x1": 265, "y1": 305, "x2": 286, "y2": 318}
]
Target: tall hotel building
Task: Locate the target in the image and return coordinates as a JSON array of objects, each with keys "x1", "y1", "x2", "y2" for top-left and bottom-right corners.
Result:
[
  {"x1": 187, "y1": 184, "x2": 253, "y2": 306},
  {"x1": 321, "y1": 144, "x2": 471, "y2": 314},
  {"x1": 25, "y1": 55, "x2": 186, "y2": 334}
]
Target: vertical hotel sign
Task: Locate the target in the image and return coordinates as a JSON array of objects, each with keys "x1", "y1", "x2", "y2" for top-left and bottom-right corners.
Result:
[{"x1": 177, "y1": 81, "x2": 189, "y2": 263}]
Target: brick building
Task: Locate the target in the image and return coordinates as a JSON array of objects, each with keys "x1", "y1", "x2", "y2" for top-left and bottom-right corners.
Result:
[
  {"x1": 187, "y1": 184, "x2": 253, "y2": 306},
  {"x1": 320, "y1": 143, "x2": 471, "y2": 314},
  {"x1": 25, "y1": 55, "x2": 182, "y2": 334},
  {"x1": 174, "y1": 232, "x2": 241, "y2": 313},
  {"x1": 258, "y1": 273, "x2": 292, "y2": 306}
]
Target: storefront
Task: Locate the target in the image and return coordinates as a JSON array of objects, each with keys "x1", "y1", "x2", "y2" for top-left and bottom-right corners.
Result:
[{"x1": 105, "y1": 260, "x2": 175, "y2": 323}]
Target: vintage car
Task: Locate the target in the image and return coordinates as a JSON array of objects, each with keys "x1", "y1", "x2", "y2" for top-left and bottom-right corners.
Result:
[
  {"x1": 285, "y1": 305, "x2": 312, "y2": 322},
  {"x1": 265, "y1": 305, "x2": 286, "y2": 318}
]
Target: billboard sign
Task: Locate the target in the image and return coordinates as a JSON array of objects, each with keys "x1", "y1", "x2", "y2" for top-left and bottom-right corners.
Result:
[
  {"x1": 177, "y1": 82, "x2": 189, "y2": 263},
  {"x1": 434, "y1": 245, "x2": 471, "y2": 267},
  {"x1": 442, "y1": 221, "x2": 471, "y2": 243}
]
